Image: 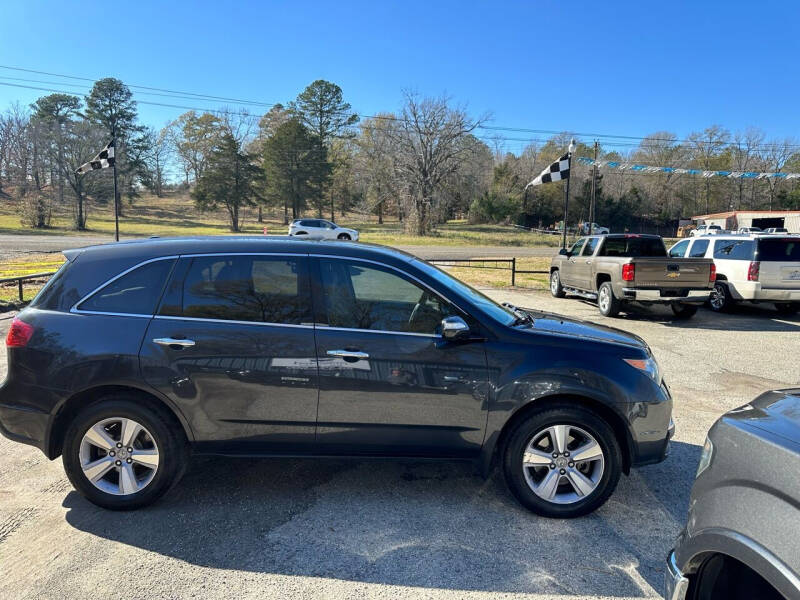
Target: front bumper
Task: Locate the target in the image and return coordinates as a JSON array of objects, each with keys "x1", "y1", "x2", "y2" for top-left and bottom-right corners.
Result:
[
  {"x1": 665, "y1": 550, "x2": 690, "y2": 600},
  {"x1": 622, "y1": 288, "x2": 711, "y2": 303}
]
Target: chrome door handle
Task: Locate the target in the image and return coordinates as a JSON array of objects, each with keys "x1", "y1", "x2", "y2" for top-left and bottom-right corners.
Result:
[
  {"x1": 153, "y1": 337, "x2": 195, "y2": 348},
  {"x1": 326, "y1": 349, "x2": 369, "y2": 360}
]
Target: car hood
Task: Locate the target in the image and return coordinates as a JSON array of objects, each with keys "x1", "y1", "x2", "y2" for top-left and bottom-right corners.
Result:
[
  {"x1": 519, "y1": 307, "x2": 648, "y2": 349},
  {"x1": 726, "y1": 389, "x2": 800, "y2": 448}
]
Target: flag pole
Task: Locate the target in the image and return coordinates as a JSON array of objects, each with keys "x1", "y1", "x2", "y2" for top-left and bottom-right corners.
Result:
[
  {"x1": 112, "y1": 157, "x2": 119, "y2": 242},
  {"x1": 561, "y1": 138, "x2": 577, "y2": 249}
]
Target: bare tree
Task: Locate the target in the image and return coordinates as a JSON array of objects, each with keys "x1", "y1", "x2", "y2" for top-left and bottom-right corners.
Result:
[
  {"x1": 387, "y1": 92, "x2": 489, "y2": 235},
  {"x1": 762, "y1": 137, "x2": 796, "y2": 209}
]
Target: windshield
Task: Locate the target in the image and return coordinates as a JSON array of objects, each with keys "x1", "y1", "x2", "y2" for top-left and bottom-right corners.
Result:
[{"x1": 412, "y1": 259, "x2": 517, "y2": 325}]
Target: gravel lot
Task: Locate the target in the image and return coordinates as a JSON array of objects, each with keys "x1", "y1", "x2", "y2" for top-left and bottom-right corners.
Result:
[{"x1": 1, "y1": 292, "x2": 798, "y2": 600}]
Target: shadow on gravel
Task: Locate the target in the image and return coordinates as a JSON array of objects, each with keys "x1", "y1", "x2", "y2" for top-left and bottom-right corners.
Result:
[{"x1": 62, "y1": 443, "x2": 700, "y2": 597}]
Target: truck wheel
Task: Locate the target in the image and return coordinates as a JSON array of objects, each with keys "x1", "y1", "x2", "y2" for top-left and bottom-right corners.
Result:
[
  {"x1": 708, "y1": 282, "x2": 733, "y2": 312},
  {"x1": 597, "y1": 282, "x2": 620, "y2": 317},
  {"x1": 550, "y1": 270, "x2": 565, "y2": 298},
  {"x1": 775, "y1": 303, "x2": 799, "y2": 316},
  {"x1": 62, "y1": 393, "x2": 189, "y2": 510},
  {"x1": 671, "y1": 303, "x2": 698, "y2": 319},
  {"x1": 502, "y1": 404, "x2": 622, "y2": 518}
]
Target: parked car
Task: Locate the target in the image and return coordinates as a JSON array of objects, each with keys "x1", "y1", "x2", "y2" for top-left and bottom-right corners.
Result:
[
  {"x1": 665, "y1": 388, "x2": 799, "y2": 600},
  {"x1": 580, "y1": 222, "x2": 610, "y2": 235},
  {"x1": 0, "y1": 237, "x2": 675, "y2": 517},
  {"x1": 669, "y1": 234, "x2": 800, "y2": 314},
  {"x1": 288, "y1": 218, "x2": 359, "y2": 241},
  {"x1": 550, "y1": 234, "x2": 715, "y2": 318},
  {"x1": 737, "y1": 226, "x2": 762, "y2": 234},
  {"x1": 691, "y1": 224, "x2": 723, "y2": 237},
  {"x1": 764, "y1": 227, "x2": 789, "y2": 234}
]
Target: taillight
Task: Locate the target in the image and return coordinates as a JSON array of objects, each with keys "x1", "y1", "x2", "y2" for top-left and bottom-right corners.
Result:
[
  {"x1": 6, "y1": 318, "x2": 34, "y2": 348},
  {"x1": 709, "y1": 263, "x2": 716, "y2": 282},
  {"x1": 622, "y1": 263, "x2": 635, "y2": 282},
  {"x1": 747, "y1": 261, "x2": 760, "y2": 282}
]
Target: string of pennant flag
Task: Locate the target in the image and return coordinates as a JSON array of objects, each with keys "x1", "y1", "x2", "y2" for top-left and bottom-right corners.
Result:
[{"x1": 576, "y1": 156, "x2": 800, "y2": 180}]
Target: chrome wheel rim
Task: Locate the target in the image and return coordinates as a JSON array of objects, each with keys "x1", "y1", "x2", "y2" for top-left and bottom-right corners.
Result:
[
  {"x1": 522, "y1": 424, "x2": 605, "y2": 505},
  {"x1": 709, "y1": 284, "x2": 724, "y2": 310},
  {"x1": 550, "y1": 272, "x2": 559, "y2": 294},
  {"x1": 79, "y1": 417, "x2": 160, "y2": 496},
  {"x1": 598, "y1": 287, "x2": 610, "y2": 312}
]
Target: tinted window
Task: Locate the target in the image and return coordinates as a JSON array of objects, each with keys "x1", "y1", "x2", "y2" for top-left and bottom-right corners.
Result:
[
  {"x1": 689, "y1": 239, "x2": 709, "y2": 257},
  {"x1": 599, "y1": 237, "x2": 667, "y2": 257},
  {"x1": 713, "y1": 239, "x2": 755, "y2": 260},
  {"x1": 583, "y1": 238, "x2": 599, "y2": 256},
  {"x1": 31, "y1": 259, "x2": 73, "y2": 310},
  {"x1": 569, "y1": 239, "x2": 586, "y2": 255},
  {"x1": 758, "y1": 239, "x2": 800, "y2": 261},
  {"x1": 78, "y1": 259, "x2": 175, "y2": 315},
  {"x1": 318, "y1": 259, "x2": 455, "y2": 334},
  {"x1": 181, "y1": 256, "x2": 311, "y2": 324},
  {"x1": 669, "y1": 240, "x2": 689, "y2": 258}
]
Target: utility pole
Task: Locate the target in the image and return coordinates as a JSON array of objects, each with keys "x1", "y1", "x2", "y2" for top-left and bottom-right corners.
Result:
[{"x1": 589, "y1": 140, "x2": 598, "y2": 235}]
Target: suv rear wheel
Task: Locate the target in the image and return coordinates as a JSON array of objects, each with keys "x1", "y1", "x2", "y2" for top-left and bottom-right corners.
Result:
[
  {"x1": 708, "y1": 281, "x2": 733, "y2": 312},
  {"x1": 62, "y1": 394, "x2": 189, "y2": 510},
  {"x1": 502, "y1": 405, "x2": 622, "y2": 518}
]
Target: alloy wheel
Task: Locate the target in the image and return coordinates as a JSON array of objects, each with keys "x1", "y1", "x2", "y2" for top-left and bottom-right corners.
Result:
[
  {"x1": 79, "y1": 417, "x2": 160, "y2": 496},
  {"x1": 709, "y1": 284, "x2": 725, "y2": 310},
  {"x1": 550, "y1": 272, "x2": 559, "y2": 294},
  {"x1": 598, "y1": 287, "x2": 610, "y2": 312},
  {"x1": 522, "y1": 424, "x2": 605, "y2": 504}
]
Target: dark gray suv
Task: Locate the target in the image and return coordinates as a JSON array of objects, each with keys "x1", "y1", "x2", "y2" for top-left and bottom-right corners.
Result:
[{"x1": 0, "y1": 237, "x2": 674, "y2": 516}]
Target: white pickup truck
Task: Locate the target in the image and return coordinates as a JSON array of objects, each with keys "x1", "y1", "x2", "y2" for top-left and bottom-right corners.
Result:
[{"x1": 669, "y1": 234, "x2": 800, "y2": 314}]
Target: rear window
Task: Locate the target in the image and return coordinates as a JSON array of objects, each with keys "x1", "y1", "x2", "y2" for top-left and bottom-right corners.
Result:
[
  {"x1": 599, "y1": 237, "x2": 666, "y2": 257},
  {"x1": 78, "y1": 259, "x2": 175, "y2": 315},
  {"x1": 758, "y1": 238, "x2": 800, "y2": 261},
  {"x1": 713, "y1": 239, "x2": 755, "y2": 260},
  {"x1": 30, "y1": 259, "x2": 73, "y2": 310}
]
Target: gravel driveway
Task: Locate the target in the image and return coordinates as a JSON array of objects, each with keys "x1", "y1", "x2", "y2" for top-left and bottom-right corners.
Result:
[{"x1": 1, "y1": 294, "x2": 798, "y2": 600}]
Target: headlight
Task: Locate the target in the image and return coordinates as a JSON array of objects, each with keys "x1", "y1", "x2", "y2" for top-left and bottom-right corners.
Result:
[
  {"x1": 696, "y1": 436, "x2": 714, "y2": 478},
  {"x1": 623, "y1": 356, "x2": 660, "y2": 383}
]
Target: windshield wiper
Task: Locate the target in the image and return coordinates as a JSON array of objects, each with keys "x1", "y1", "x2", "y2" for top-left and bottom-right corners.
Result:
[{"x1": 503, "y1": 302, "x2": 533, "y2": 326}]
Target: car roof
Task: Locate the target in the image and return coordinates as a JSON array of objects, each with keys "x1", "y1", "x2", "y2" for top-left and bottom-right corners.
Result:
[{"x1": 64, "y1": 236, "x2": 411, "y2": 264}]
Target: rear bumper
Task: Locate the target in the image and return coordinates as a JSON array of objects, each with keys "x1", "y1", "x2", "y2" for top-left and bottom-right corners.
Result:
[
  {"x1": 728, "y1": 282, "x2": 800, "y2": 302},
  {"x1": 665, "y1": 550, "x2": 690, "y2": 600},
  {"x1": 622, "y1": 288, "x2": 710, "y2": 303},
  {"x1": 0, "y1": 379, "x2": 51, "y2": 453}
]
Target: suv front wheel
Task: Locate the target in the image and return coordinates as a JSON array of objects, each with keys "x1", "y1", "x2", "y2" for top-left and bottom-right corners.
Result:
[
  {"x1": 62, "y1": 394, "x2": 189, "y2": 510},
  {"x1": 502, "y1": 405, "x2": 622, "y2": 518}
]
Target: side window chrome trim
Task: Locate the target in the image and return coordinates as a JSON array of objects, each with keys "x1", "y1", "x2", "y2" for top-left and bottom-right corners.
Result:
[
  {"x1": 70, "y1": 255, "x2": 179, "y2": 316},
  {"x1": 152, "y1": 315, "x2": 316, "y2": 329}
]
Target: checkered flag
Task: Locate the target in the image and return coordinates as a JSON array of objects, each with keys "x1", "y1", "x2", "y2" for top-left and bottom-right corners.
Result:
[
  {"x1": 76, "y1": 139, "x2": 115, "y2": 174},
  {"x1": 526, "y1": 152, "x2": 571, "y2": 187}
]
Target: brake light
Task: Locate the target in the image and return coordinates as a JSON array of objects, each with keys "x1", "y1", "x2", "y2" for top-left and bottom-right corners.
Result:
[
  {"x1": 747, "y1": 261, "x2": 760, "y2": 282},
  {"x1": 709, "y1": 263, "x2": 716, "y2": 282},
  {"x1": 622, "y1": 263, "x2": 635, "y2": 282},
  {"x1": 6, "y1": 318, "x2": 34, "y2": 348}
]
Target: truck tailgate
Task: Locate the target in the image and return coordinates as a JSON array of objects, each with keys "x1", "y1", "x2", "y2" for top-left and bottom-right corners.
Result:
[{"x1": 633, "y1": 258, "x2": 712, "y2": 288}]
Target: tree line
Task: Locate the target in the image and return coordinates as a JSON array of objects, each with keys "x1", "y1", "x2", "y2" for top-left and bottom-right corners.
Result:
[{"x1": 1, "y1": 78, "x2": 799, "y2": 236}]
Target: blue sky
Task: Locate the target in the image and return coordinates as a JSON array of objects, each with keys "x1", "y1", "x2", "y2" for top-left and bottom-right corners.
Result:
[{"x1": 2, "y1": 0, "x2": 798, "y2": 154}]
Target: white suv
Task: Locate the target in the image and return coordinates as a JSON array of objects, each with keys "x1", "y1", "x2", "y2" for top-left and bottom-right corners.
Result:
[
  {"x1": 669, "y1": 235, "x2": 800, "y2": 314},
  {"x1": 288, "y1": 219, "x2": 359, "y2": 241}
]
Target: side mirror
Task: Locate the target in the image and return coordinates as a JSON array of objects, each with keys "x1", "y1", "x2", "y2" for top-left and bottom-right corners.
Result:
[
  {"x1": 558, "y1": 248, "x2": 569, "y2": 256},
  {"x1": 441, "y1": 316, "x2": 470, "y2": 341}
]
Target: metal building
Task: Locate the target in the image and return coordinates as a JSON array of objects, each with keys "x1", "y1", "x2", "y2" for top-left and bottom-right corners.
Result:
[{"x1": 692, "y1": 210, "x2": 800, "y2": 232}]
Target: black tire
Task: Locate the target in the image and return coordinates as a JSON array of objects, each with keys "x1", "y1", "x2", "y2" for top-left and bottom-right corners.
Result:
[
  {"x1": 337, "y1": 233, "x2": 352, "y2": 240},
  {"x1": 62, "y1": 393, "x2": 189, "y2": 510},
  {"x1": 775, "y1": 303, "x2": 799, "y2": 316},
  {"x1": 549, "y1": 270, "x2": 565, "y2": 298},
  {"x1": 671, "y1": 303, "x2": 698, "y2": 319},
  {"x1": 502, "y1": 404, "x2": 622, "y2": 518},
  {"x1": 708, "y1": 281, "x2": 733, "y2": 312},
  {"x1": 597, "y1": 281, "x2": 621, "y2": 317}
]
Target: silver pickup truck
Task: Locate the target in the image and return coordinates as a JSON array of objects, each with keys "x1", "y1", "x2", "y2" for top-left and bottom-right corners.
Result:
[{"x1": 550, "y1": 234, "x2": 715, "y2": 318}]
